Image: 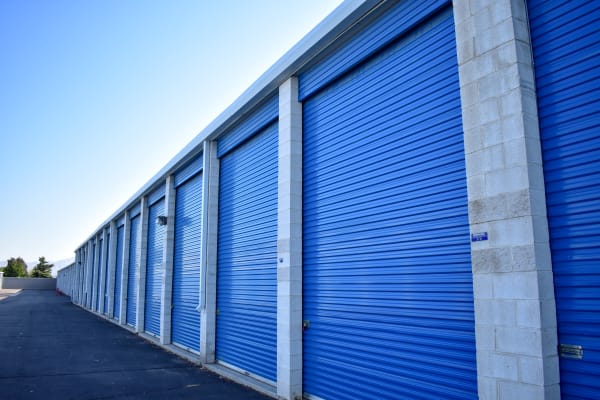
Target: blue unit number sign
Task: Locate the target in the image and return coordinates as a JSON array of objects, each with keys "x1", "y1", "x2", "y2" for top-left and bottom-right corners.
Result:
[{"x1": 471, "y1": 232, "x2": 488, "y2": 242}]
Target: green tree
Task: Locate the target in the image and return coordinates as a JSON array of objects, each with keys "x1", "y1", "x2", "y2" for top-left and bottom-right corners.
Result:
[
  {"x1": 30, "y1": 256, "x2": 53, "y2": 278},
  {"x1": 3, "y1": 257, "x2": 29, "y2": 277}
]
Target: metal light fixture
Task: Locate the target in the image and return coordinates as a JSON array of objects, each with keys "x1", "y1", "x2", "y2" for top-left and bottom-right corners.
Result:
[{"x1": 156, "y1": 216, "x2": 167, "y2": 226}]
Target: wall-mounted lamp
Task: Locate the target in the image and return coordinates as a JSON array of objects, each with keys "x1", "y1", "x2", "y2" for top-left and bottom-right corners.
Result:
[{"x1": 156, "y1": 216, "x2": 167, "y2": 226}]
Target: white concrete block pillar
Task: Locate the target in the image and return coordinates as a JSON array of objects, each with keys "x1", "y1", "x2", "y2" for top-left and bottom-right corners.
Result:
[
  {"x1": 160, "y1": 175, "x2": 176, "y2": 345},
  {"x1": 453, "y1": 0, "x2": 560, "y2": 399},
  {"x1": 277, "y1": 77, "x2": 303, "y2": 400},
  {"x1": 136, "y1": 197, "x2": 149, "y2": 333},
  {"x1": 200, "y1": 140, "x2": 219, "y2": 364},
  {"x1": 99, "y1": 229, "x2": 109, "y2": 314},
  {"x1": 107, "y1": 222, "x2": 117, "y2": 317},
  {"x1": 119, "y1": 216, "x2": 131, "y2": 325},
  {"x1": 0, "y1": 271, "x2": 3, "y2": 290},
  {"x1": 80, "y1": 250, "x2": 84, "y2": 303},
  {"x1": 78, "y1": 258, "x2": 82, "y2": 303}
]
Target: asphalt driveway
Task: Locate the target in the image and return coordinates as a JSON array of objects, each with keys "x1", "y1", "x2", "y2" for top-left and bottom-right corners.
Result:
[{"x1": 0, "y1": 290, "x2": 269, "y2": 400}]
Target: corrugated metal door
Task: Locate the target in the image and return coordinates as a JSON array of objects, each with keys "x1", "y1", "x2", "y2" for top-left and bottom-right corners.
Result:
[
  {"x1": 301, "y1": 5, "x2": 476, "y2": 399},
  {"x1": 172, "y1": 172, "x2": 203, "y2": 352},
  {"x1": 114, "y1": 225, "x2": 124, "y2": 320},
  {"x1": 96, "y1": 238, "x2": 103, "y2": 312},
  {"x1": 90, "y1": 241, "x2": 95, "y2": 309},
  {"x1": 126, "y1": 215, "x2": 140, "y2": 327},
  {"x1": 216, "y1": 122, "x2": 278, "y2": 382},
  {"x1": 528, "y1": 1, "x2": 600, "y2": 397},
  {"x1": 144, "y1": 199, "x2": 165, "y2": 337},
  {"x1": 103, "y1": 232, "x2": 110, "y2": 314}
]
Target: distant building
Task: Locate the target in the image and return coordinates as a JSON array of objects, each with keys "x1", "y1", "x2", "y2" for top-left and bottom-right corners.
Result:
[{"x1": 58, "y1": 1, "x2": 599, "y2": 399}]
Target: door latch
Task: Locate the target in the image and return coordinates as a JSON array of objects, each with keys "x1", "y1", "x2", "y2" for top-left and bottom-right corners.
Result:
[{"x1": 302, "y1": 320, "x2": 310, "y2": 331}]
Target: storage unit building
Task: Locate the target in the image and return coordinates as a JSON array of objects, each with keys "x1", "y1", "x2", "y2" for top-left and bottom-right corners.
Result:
[{"x1": 57, "y1": 1, "x2": 599, "y2": 399}]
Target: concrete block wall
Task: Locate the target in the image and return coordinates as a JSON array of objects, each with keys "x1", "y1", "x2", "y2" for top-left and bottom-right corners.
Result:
[
  {"x1": 453, "y1": 0, "x2": 559, "y2": 398},
  {"x1": 160, "y1": 176, "x2": 176, "y2": 345},
  {"x1": 200, "y1": 140, "x2": 219, "y2": 364},
  {"x1": 2, "y1": 278, "x2": 57, "y2": 290},
  {"x1": 277, "y1": 77, "x2": 303, "y2": 400}
]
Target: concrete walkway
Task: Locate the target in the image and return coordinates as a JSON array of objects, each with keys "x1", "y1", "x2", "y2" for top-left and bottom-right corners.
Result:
[
  {"x1": 0, "y1": 290, "x2": 269, "y2": 400},
  {"x1": 0, "y1": 288, "x2": 21, "y2": 301}
]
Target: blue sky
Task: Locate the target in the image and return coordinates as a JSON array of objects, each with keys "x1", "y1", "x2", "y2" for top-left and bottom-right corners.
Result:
[{"x1": 0, "y1": 0, "x2": 343, "y2": 263}]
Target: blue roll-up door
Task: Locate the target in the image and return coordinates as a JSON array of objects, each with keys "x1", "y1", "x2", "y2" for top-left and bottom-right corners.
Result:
[
  {"x1": 96, "y1": 238, "x2": 103, "y2": 312},
  {"x1": 114, "y1": 225, "x2": 125, "y2": 320},
  {"x1": 103, "y1": 232, "x2": 110, "y2": 314},
  {"x1": 89, "y1": 242, "x2": 95, "y2": 309},
  {"x1": 216, "y1": 122, "x2": 278, "y2": 382},
  {"x1": 301, "y1": 5, "x2": 476, "y2": 400},
  {"x1": 126, "y1": 215, "x2": 140, "y2": 327},
  {"x1": 172, "y1": 172, "x2": 203, "y2": 352},
  {"x1": 145, "y1": 199, "x2": 165, "y2": 337},
  {"x1": 529, "y1": 1, "x2": 600, "y2": 397}
]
